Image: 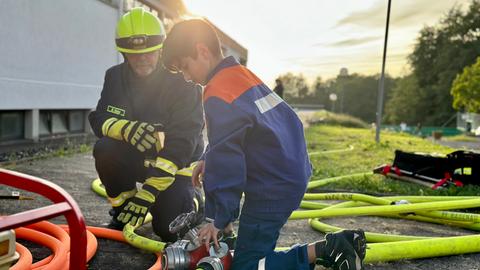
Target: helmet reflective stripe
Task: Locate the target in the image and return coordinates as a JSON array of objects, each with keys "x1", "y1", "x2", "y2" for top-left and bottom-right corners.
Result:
[
  {"x1": 115, "y1": 35, "x2": 165, "y2": 51},
  {"x1": 115, "y1": 7, "x2": 166, "y2": 54}
]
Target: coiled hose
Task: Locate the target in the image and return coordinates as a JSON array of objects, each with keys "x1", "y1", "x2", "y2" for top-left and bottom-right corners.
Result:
[{"x1": 91, "y1": 160, "x2": 480, "y2": 263}]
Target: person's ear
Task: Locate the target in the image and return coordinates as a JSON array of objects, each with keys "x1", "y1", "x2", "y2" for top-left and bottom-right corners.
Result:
[{"x1": 195, "y1": 43, "x2": 210, "y2": 60}]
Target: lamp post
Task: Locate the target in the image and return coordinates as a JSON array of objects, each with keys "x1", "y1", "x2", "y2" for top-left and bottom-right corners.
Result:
[
  {"x1": 375, "y1": 0, "x2": 392, "y2": 143},
  {"x1": 338, "y1": 68, "x2": 348, "y2": 113},
  {"x1": 329, "y1": 93, "x2": 338, "y2": 112}
]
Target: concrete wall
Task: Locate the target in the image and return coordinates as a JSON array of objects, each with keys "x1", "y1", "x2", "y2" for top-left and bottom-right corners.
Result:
[{"x1": 0, "y1": 0, "x2": 120, "y2": 110}]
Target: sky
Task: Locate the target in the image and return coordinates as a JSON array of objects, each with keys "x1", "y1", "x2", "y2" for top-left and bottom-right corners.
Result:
[{"x1": 182, "y1": 0, "x2": 471, "y2": 86}]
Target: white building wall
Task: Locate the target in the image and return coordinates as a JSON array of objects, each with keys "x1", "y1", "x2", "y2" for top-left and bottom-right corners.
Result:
[
  {"x1": 0, "y1": 0, "x2": 120, "y2": 110},
  {"x1": 222, "y1": 47, "x2": 242, "y2": 64}
]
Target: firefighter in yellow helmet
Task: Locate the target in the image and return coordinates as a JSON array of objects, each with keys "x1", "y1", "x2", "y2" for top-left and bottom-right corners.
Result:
[{"x1": 89, "y1": 7, "x2": 205, "y2": 242}]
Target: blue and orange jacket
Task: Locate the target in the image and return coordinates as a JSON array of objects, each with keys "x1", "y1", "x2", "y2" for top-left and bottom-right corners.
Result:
[{"x1": 203, "y1": 56, "x2": 312, "y2": 229}]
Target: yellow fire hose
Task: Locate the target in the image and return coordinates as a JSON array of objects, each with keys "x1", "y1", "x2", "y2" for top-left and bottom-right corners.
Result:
[
  {"x1": 293, "y1": 193, "x2": 480, "y2": 220},
  {"x1": 93, "y1": 171, "x2": 480, "y2": 264},
  {"x1": 123, "y1": 221, "x2": 166, "y2": 252},
  {"x1": 91, "y1": 178, "x2": 107, "y2": 197},
  {"x1": 295, "y1": 188, "x2": 480, "y2": 263}
]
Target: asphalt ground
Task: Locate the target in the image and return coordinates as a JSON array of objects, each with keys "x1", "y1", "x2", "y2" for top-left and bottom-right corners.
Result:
[
  {"x1": 1, "y1": 152, "x2": 159, "y2": 269},
  {"x1": 1, "y1": 122, "x2": 480, "y2": 269}
]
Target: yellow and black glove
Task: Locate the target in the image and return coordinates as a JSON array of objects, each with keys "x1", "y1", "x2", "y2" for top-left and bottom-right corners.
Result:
[
  {"x1": 117, "y1": 157, "x2": 179, "y2": 226},
  {"x1": 101, "y1": 117, "x2": 163, "y2": 153},
  {"x1": 116, "y1": 190, "x2": 152, "y2": 226}
]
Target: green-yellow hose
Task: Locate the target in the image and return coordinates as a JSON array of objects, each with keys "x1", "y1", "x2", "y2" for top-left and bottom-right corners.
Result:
[
  {"x1": 296, "y1": 174, "x2": 480, "y2": 263},
  {"x1": 93, "y1": 170, "x2": 480, "y2": 264}
]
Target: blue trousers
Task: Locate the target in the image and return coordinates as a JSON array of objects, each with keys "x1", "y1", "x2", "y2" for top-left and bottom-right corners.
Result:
[{"x1": 231, "y1": 211, "x2": 314, "y2": 270}]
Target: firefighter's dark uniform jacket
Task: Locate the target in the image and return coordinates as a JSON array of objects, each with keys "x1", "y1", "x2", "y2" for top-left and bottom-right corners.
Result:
[
  {"x1": 89, "y1": 62, "x2": 204, "y2": 169},
  {"x1": 89, "y1": 62, "x2": 204, "y2": 241}
]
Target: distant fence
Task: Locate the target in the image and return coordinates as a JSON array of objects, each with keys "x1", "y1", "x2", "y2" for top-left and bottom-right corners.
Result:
[{"x1": 383, "y1": 125, "x2": 462, "y2": 137}]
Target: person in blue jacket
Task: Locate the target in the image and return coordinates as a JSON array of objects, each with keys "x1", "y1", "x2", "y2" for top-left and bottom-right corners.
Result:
[{"x1": 162, "y1": 19, "x2": 367, "y2": 270}]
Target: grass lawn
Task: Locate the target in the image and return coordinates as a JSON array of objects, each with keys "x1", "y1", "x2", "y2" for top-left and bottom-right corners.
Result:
[{"x1": 305, "y1": 124, "x2": 480, "y2": 196}]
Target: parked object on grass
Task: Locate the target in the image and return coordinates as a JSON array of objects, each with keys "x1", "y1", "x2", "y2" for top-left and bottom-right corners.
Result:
[
  {"x1": 432, "y1": 131, "x2": 443, "y2": 140},
  {"x1": 374, "y1": 150, "x2": 480, "y2": 189}
]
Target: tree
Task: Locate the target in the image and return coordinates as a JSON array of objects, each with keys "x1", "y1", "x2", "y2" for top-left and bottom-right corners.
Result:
[
  {"x1": 406, "y1": 0, "x2": 480, "y2": 125},
  {"x1": 312, "y1": 76, "x2": 330, "y2": 107},
  {"x1": 451, "y1": 57, "x2": 480, "y2": 113},
  {"x1": 328, "y1": 74, "x2": 396, "y2": 123},
  {"x1": 409, "y1": 27, "x2": 439, "y2": 88},
  {"x1": 384, "y1": 75, "x2": 427, "y2": 125},
  {"x1": 276, "y1": 73, "x2": 313, "y2": 104}
]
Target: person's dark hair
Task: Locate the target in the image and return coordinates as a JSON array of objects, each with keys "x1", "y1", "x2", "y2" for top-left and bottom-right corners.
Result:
[{"x1": 162, "y1": 19, "x2": 221, "y2": 71}]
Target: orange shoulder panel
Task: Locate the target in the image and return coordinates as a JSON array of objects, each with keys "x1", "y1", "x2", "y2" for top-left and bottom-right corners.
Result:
[{"x1": 204, "y1": 65, "x2": 263, "y2": 104}]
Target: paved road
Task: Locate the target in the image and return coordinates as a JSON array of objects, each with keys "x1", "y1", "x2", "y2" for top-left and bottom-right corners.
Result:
[{"x1": 435, "y1": 137, "x2": 480, "y2": 151}]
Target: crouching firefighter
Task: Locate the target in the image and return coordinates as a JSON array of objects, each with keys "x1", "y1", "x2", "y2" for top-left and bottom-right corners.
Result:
[{"x1": 88, "y1": 7, "x2": 204, "y2": 242}]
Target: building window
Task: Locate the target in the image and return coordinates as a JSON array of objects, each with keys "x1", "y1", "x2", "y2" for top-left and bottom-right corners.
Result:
[
  {"x1": 51, "y1": 111, "x2": 69, "y2": 134},
  {"x1": 0, "y1": 111, "x2": 24, "y2": 141},
  {"x1": 39, "y1": 111, "x2": 51, "y2": 136},
  {"x1": 40, "y1": 110, "x2": 85, "y2": 136},
  {"x1": 69, "y1": 111, "x2": 85, "y2": 133}
]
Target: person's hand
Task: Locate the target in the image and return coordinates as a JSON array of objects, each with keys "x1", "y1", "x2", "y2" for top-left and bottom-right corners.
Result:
[
  {"x1": 192, "y1": 160, "x2": 205, "y2": 188},
  {"x1": 198, "y1": 222, "x2": 220, "y2": 251},
  {"x1": 219, "y1": 222, "x2": 236, "y2": 250},
  {"x1": 124, "y1": 121, "x2": 163, "y2": 152},
  {"x1": 102, "y1": 118, "x2": 163, "y2": 153},
  {"x1": 223, "y1": 222, "x2": 234, "y2": 234},
  {"x1": 117, "y1": 191, "x2": 153, "y2": 226}
]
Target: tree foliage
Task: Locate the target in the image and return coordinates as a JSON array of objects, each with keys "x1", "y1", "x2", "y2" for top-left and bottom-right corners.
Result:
[
  {"x1": 276, "y1": 73, "x2": 310, "y2": 102},
  {"x1": 330, "y1": 74, "x2": 396, "y2": 123},
  {"x1": 311, "y1": 77, "x2": 330, "y2": 106},
  {"x1": 387, "y1": 0, "x2": 480, "y2": 125},
  {"x1": 451, "y1": 57, "x2": 480, "y2": 112},
  {"x1": 275, "y1": 73, "x2": 396, "y2": 123},
  {"x1": 384, "y1": 75, "x2": 427, "y2": 125}
]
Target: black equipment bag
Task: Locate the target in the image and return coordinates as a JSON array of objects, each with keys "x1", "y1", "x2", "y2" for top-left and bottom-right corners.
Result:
[
  {"x1": 447, "y1": 150, "x2": 480, "y2": 185},
  {"x1": 392, "y1": 150, "x2": 479, "y2": 186},
  {"x1": 393, "y1": 150, "x2": 449, "y2": 180}
]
